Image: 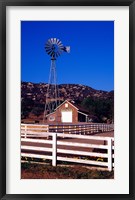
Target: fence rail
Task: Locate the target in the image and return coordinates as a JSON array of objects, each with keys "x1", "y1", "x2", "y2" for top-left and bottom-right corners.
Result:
[
  {"x1": 49, "y1": 123, "x2": 113, "y2": 134},
  {"x1": 21, "y1": 124, "x2": 49, "y2": 138},
  {"x1": 21, "y1": 123, "x2": 114, "y2": 136},
  {"x1": 21, "y1": 125, "x2": 114, "y2": 171}
]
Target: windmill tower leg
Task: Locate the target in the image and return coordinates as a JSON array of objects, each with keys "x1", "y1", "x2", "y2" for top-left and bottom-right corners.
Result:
[{"x1": 43, "y1": 58, "x2": 59, "y2": 123}]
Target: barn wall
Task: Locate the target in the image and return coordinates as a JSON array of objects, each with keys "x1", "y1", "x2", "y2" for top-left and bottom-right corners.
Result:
[{"x1": 47, "y1": 102, "x2": 78, "y2": 123}]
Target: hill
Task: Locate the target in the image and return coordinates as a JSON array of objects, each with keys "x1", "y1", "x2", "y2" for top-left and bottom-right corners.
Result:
[{"x1": 21, "y1": 81, "x2": 114, "y2": 123}]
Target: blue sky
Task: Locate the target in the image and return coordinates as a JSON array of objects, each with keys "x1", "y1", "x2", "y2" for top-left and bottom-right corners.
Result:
[{"x1": 21, "y1": 21, "x2": 114, "y2": 91}]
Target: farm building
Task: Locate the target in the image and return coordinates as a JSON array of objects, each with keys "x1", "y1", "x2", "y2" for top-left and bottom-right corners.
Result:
[{"x1": 46, "y1": 100, "x2": 89, "y2": 123}]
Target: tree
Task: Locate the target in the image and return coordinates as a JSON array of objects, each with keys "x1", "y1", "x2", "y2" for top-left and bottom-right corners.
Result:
[
  {"x1": 21, "y1": 98, "x2": 34, "y2": 119},
  {"x1": 81, "y1": 97, "x2": 114, "y2": 123}
]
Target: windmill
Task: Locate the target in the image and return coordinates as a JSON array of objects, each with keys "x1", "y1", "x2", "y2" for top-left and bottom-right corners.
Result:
[{"x1": 43, "y1": 38, "x2": 70, "y2": 123}]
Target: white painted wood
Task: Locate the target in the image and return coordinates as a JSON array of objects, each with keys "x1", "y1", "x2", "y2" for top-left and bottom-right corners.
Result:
[
  {"x1": 107, "y1": 138, "x2": 113, "y2": 171},
  {"x1": 21, "y1": 125, "x2": 114, "y2": 170},
  {"x1": 21, "y1": 132, "x2": 54, "y2": 137},
  {"x1": 24, "y1": 125, "x2": 27, "y2": 139},
  {"x1": 21, "y1": 127, "x2": 49, "y2": 131},
  {"x1": 21, "y1": 130, "x2": 48, "y2": 133},
  {"x1": 21, "y1": 132, "x2": 49, "y2": 137},
  {"x1": 21, "y1": 130, "x2": 114, "y2": 141},
  {"x1": 21, "y1": 123, "x2": 114, "y2": 136},
  {"x1": 21, "y1": 135, "x2": 49, "y2": 138},
  {"x1": 52, "y1": 133, "x2": 57, "y2": 166},
  {"x1": 57, "y1": 141, "x2": 108, "y2": 149},
  {"x1": 21, "y1": 123, "x2": 49, "y2": 127},
  {"x1": 21, "y1": 138, "x2": 52, "y2": 144},
  {"x1": 21, "y1": 131, "x2": 49, "y2": 135},
  {"x1": 57, "y1": 133, "x2": 114, "y2": 140}
]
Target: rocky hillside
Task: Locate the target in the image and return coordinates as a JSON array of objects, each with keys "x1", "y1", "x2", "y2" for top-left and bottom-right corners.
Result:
[
  {"x1": 21, "y1": 81, "x2": 113, "y2": 102},
  {"x1": 21, "y1": 81, "x2": 114, "y2": 122}
]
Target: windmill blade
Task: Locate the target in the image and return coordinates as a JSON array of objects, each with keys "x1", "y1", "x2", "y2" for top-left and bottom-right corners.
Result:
[
  {"x1": 45, "y1": 43, "x2": 52, "y2": 48},
  {"x1": 58, "y1": 44, "x2": 64, "y2": 49},
  {"x1": 46, "y1": 50, "x2": 52, "y2": 55},
  {"x1": 45, "y1": 47, "x2": 52, "y2": 53},
  {"x1": 46, "y1": 49, "x2": 53, "y2": 55},
  {"x1": 56, "y1": 39, "x2": 63, "y2": 47},
  {"x1": 56, "y1": 51, "x2": 60, "y2": 57},
  {"x1": 45, "y1": 46, "x2": 51, "y2": 50},
  {"x1": 45, "y1": 38, "x2": 70, "y2": 59},
  {"x1": 50, "y1": 51, "x2": 55, "y2": 57},
  {"x1": 46, "y1": 40, "x2": 52, "y2": 44},
  {"x1": 56, "y1": 38, "x2": 60, "y2": 43},
  {"x1": 46, "y1": 40, "x2": 52, "y2": 45},
  {"x1": 48, "y1": 39, "x2": 53, "y2": 44},
  {"x1": 53, "y1": 38, "x2": 57, "y2": 44},
  {"x1": 45, "y1": 44, "x2": 52, "y2": 48},
  {"x1": 50, "y1": 38, "x2": 54, "y2": 43},
  {"x1": 57, "y1": 40, "x2": 63, "y2": 46}
]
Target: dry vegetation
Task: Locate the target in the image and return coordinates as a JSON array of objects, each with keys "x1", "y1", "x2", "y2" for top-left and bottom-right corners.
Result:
[{"x1": 21, "y1": 162, "x2": 114, "y2": 179}]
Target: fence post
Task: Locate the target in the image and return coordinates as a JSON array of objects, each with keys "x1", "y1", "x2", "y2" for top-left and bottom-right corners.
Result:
[
  {"x1": 107, "y1": 138, "x2": 112, "y2": 171},
  {"x1": 25, "y1": 125, "x2": 27, "y2": 138},
  {"x1": 96, "y1": 124, "x2": 98, "y2": 132},
  {"x1": 52, "y1": 133, "x2": 57, "y2": 166},
  {"x1": 88, "y1": 124, "x2": 90, "y2": 134},
  {"x1": 84, "y1": 125, "x2": 85, "y2": 135},
  {"x1": 74, "y1": 125, "x2": 76, "y2": 134},
  {"x1": 90, "y1": 124, "x2": 92, "y2": 133},
  {"x1": 69, "y1": 125, "x2": 71, "y2": 134},
  {"x1": 62, "y1": 125, "x2": 65, "y2": 138},
  {"x1": 47, "y1": 125, "x2": 49, "y2": 132},
  {"x1": 56, "y1": 125, "x2": 57, "y2": 133},
  {"x1": 79, "y1": 126, "x2": 81, "y2": 135}
]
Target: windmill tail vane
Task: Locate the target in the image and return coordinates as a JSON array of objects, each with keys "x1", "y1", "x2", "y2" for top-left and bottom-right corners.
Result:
[{"x1": 62, "y1": 46, "x2": 70, "y2": 53}]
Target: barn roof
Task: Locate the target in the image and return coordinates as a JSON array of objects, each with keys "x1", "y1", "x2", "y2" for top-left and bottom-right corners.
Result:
[
  {"x1": 46, "y1": 100, "x2": 89, "y2": 116},
  {"x1": 55, "y1": 100, "x2": 79, "y2": 110},
  {"x1": 71, "y1": 102, "x2": 89, "y2": 115}
]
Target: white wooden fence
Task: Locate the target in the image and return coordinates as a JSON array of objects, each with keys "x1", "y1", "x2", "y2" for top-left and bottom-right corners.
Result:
[
  {"x1": 49, "y1": 123, "x2": 114, "y2": 134},
  {"x1": 21, "y1": 124, "x2": 49, "y2": 138},
  {"x1": 21, "y1": 123, "x2": 114, "y2": 136},
  {"x1": 21, "y1": 126, "x2": 114, "y2": 171}
]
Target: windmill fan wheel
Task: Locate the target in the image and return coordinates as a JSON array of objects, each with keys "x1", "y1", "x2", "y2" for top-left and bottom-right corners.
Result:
[{"x1": 45, "y1": 38, "x2": 64, "y2": 59}]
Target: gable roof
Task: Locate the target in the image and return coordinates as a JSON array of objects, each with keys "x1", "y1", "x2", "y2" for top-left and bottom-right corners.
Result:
[
  {"x1": 55, "y1": 100, "x2": 79, "y2": 111},
  {"x1": 46, "y1": 111, "x2": 55, "y2": 117},
  {"x1": 46, "y1": 100, "x2": 90, "y2": 117},
  {"x1": 78, "y1": 111, "x2": 88, "y2": 116},
  {"x1": 70, "y1": 101, "x2": 89, "y2": 114}
]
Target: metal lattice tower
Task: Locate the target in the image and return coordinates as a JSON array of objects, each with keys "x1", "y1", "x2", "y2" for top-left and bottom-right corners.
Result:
[{"x1": 43, "y1": 38, "x2": 70, "y2": 123}]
